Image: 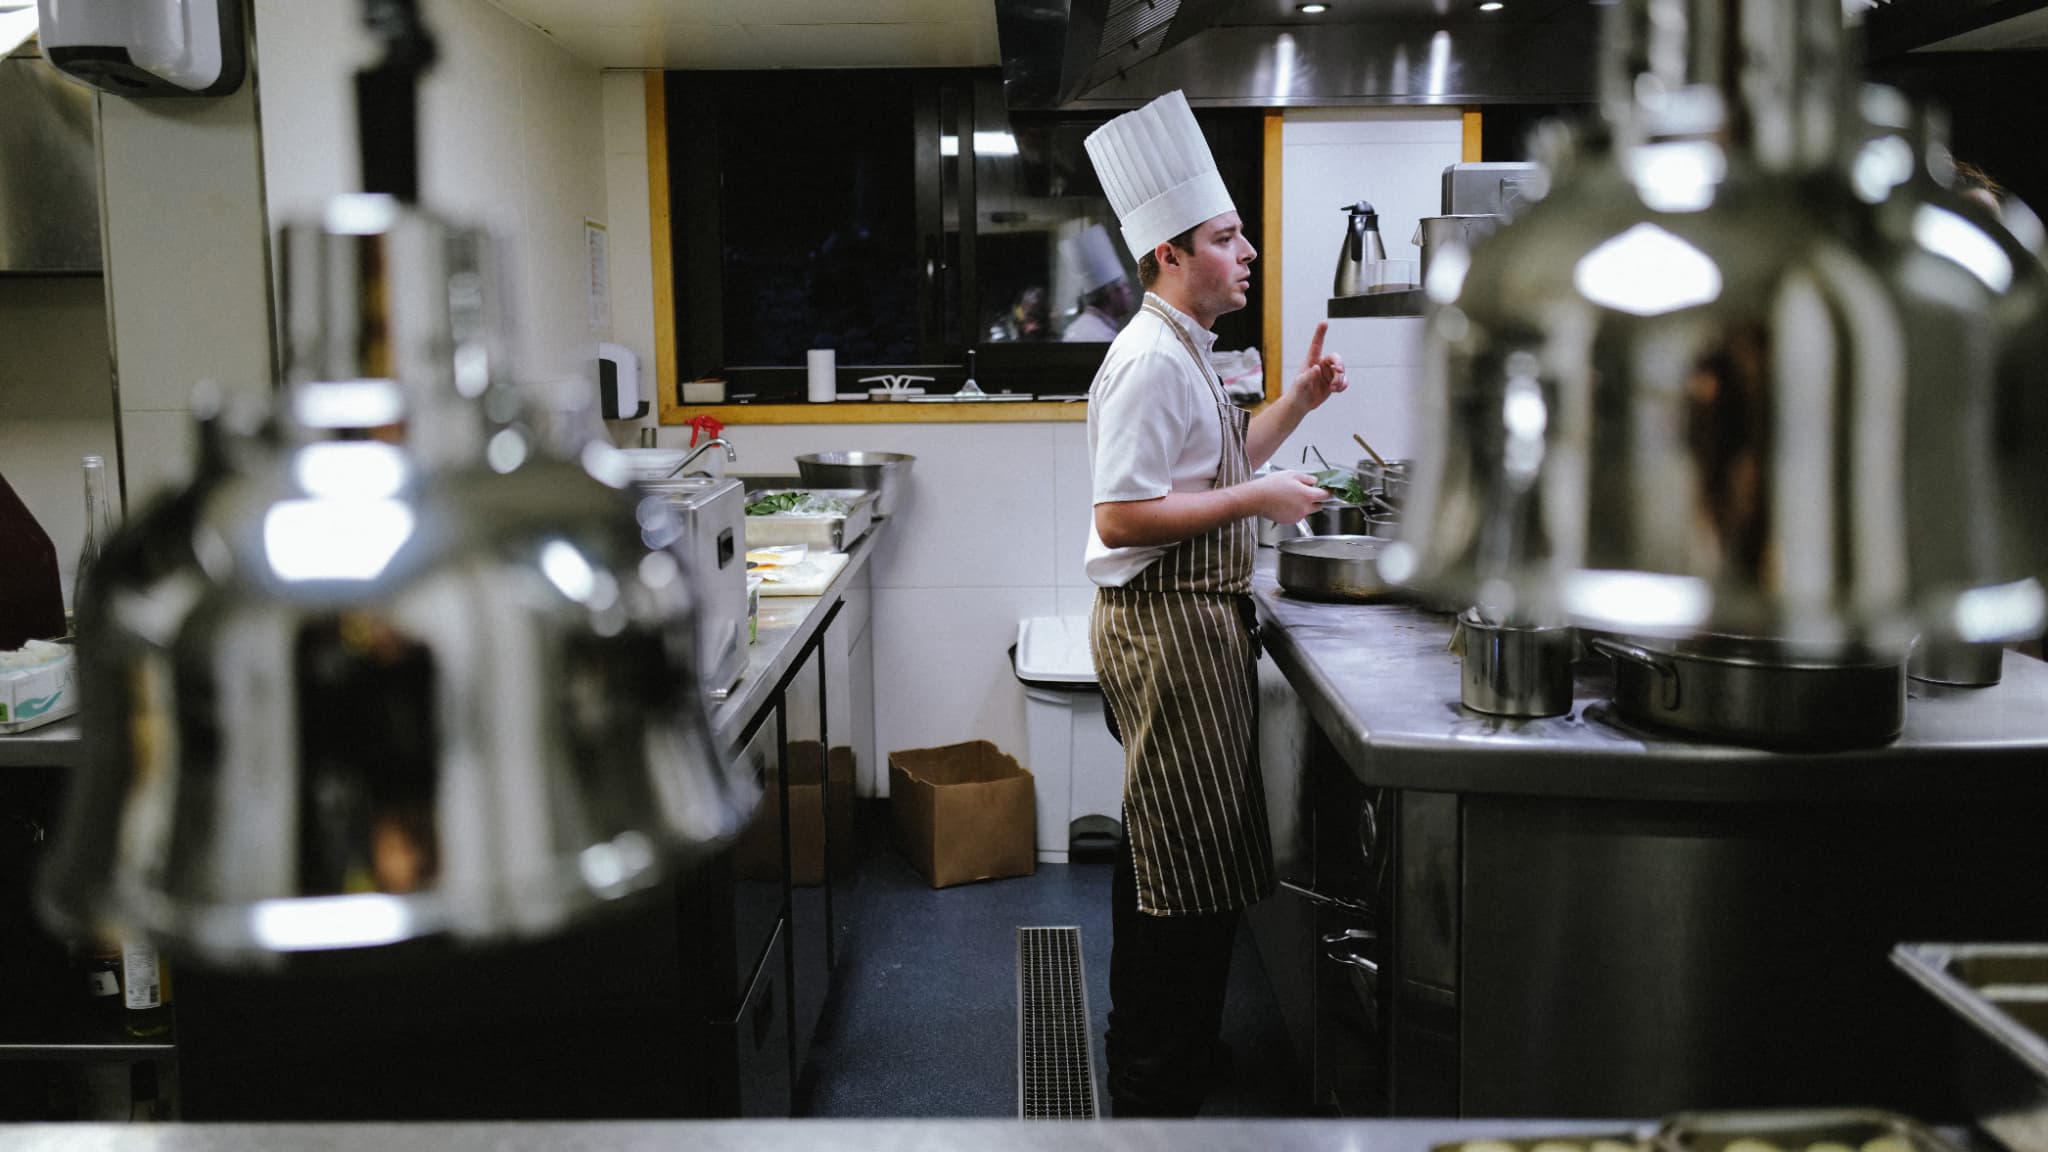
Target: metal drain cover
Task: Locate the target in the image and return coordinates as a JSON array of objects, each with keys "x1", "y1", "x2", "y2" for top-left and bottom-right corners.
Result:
[{"x1": 1016, "y1": 926, "x2": 1099, "y2": 1120}]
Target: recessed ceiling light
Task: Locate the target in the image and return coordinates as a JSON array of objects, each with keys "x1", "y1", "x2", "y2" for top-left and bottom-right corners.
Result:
[
  {"x1": 1297, "y1": 3, "x2": 1330, "y2": 13},
  {"x1": 1478, "y1": 1, "x2": 1504, "y2": 9}
]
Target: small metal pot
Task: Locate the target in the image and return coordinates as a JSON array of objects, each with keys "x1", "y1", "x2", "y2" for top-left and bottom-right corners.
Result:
[
  {"x1": 1591, "y1": 634, "x2": 1907, "y2": 749},
  {"x1": 1908, "y1": 636, "x2": 2006, "y2": 687},
  {"x1": 1302, "y1": 502, "x2": 1369, "y2": 537},
  {"x1": 1456, "y1": 611, "x2": 1575, "y2": 717},
  {"x1": 1277, "y1": 535, "x2": 1391, "y2": 602}
]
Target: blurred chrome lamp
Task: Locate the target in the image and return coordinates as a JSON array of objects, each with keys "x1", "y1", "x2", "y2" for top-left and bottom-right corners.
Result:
[
  {"x1": 1389, "y1": 0, "x2": 2047, "y2": 649},
  {"x1": 39, "y1": 197, "x2": 753, "y2": 963}
]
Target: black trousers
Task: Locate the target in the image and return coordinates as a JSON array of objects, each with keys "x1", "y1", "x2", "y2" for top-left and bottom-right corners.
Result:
[{"x1": 1105, "y1": 839, "x2": 1240, "y2": 1117}]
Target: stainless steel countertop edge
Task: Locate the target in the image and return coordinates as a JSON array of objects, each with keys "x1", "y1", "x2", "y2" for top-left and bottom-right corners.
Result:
[
  {"x1": 0, "y1": 1117, "x2": 1642, "y2": 1150},
  {"x1": 1250, "y1": 551, "x2": 2048, "y2": 804},
  {"x1": 709, "y1": 526, "x2": 882, "y2": 750},
  {"x1": 0, "y1": 718, "x2": 84, "y2": 771}
]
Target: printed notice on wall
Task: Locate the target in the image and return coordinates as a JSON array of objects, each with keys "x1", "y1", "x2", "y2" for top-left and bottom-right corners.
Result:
[{"x1": 585, "y1": 220, "x2": 610, "y2": 335}]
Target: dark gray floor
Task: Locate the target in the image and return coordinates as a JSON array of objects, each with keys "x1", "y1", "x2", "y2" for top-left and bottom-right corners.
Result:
[{"x1": 796, "y1": 808, "x2": 1307, "y2": 1119}]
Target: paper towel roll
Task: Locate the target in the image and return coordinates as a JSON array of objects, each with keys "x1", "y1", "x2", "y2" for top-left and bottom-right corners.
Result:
[{"x1": 807, "y1": 349, "x2": 837, "y2": 403}]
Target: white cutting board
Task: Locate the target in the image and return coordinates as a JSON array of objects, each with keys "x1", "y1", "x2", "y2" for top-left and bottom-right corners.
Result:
[{"x1": 757, "y1": 551, "x2": 850, "y2": 597}]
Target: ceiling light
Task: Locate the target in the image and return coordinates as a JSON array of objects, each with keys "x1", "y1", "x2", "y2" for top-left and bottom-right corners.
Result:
[
  {"x1": 1297, "y1": 3, "x2": 1330, "y2": 13},
  {"x1": 1479, "y1": 1, "x2": 1504, "y2": 10}
]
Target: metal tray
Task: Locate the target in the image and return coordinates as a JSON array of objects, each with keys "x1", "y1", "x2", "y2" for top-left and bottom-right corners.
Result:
[
  {"x1": 1895, "y1": 943, "x2": 2048, "y2": 1152},
  {"x1": 1431, "y1": 1133, "x2": 1645, "y2": 1152},
  {"x1": 1655, "y1": 1109, "x2": 1963, "y2": 1152},
  {"x1": 743, "y1": 488, "x2": 875, "y2": 553}
]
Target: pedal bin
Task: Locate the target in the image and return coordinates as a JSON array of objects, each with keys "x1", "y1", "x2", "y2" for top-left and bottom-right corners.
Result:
[{"x1": 1013, "y1": 616, "x2": 1125, "y2": 863}]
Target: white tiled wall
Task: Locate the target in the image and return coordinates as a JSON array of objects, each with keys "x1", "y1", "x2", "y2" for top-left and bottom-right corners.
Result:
[
  {"x1": 1272, "y1": 109, "x2": 1463, "y2": 471},
  {"x1": 97, "y1": 80, "x2": 275, "y2": 507},
  {"x1": 253, "y1": 0, "x2": 608, "y2": 387},
  {"x1": 600, "y1": 71, "x2": 659, "y2": 441}
]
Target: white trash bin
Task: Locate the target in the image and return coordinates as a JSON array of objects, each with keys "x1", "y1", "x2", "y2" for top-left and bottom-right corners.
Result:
[{"x1": 1013, "y1": 616, "x2": 1125, "y2": 863}]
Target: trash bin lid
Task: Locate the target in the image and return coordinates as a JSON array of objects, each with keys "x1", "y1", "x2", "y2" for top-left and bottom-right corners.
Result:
[{"x1": 1014, "y1": 616, "x2": 1097, "y2": 685}]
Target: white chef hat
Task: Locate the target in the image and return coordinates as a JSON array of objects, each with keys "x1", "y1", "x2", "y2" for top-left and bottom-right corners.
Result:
[
  {"x1": 1061, "y1": 223, "x2": 1127, "y2": 294},
  {"x1": 1085, "y1": 90, "x2": 1235, "y2": 260}
]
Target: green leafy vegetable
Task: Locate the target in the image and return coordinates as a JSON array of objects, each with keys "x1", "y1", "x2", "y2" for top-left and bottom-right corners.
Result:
[
  {"x1": 747, "y1": 492, "x2": 851, "y2": 517},
  {"x1": 1311, "y1": 468, "x2": 1368, "y2": 506}
]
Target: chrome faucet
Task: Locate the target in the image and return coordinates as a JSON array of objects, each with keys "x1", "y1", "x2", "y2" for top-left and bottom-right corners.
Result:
[{"x1": 669, "y1": 436, "x2": 736, "y2": 478}]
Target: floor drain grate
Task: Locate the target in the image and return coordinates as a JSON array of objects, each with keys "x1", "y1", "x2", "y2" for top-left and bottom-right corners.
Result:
[{"x1": 1017, "y1": 926, "x2": 1098, "y2": 1120}]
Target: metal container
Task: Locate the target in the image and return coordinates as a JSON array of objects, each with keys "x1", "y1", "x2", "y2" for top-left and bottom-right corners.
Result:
[
  {"x1": 1893, "y1": 942, "x2": 2048, "y2": 1152},
  {"x1": 1277, "y1": 535, "x2": 1393, "y2": 602},
  {"x1": 1590, "y1": 634, "x2": 1906, "y2": 749},
  {"x1": 1908, "y1": 636, "x2": 2005, "y2": 687},
  {"x1": 742, "y1": 488, "x2": 875, "y2": 552},
  {"x1": 37, "y1": 199, "x2": 753, "y2": 963},
  {"x1": 794, "y1": 451, "x2": 915, "y2": 518},
  {"x1": 1412, "y1": 214, "x2": 1502, "y2": 282},
  {"x1": 640, "y1": 477, "x2": 749, "y2": 697},
  {"x1": 1303, "y1": 502, "x2": 1371, "y2": 537},
  {"x1": 1456, "y1": 611, "x2": 1574, "y2": 717},
  {"x1": 1656, "y1": 1109, "x2": 1962, "y2": 1152}
]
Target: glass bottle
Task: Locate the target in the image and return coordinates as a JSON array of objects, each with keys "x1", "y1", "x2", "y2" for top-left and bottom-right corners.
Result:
[
  {"x1": 120, "y1": 941, "x2": 171, "y2": 1038},
  {"x1": 74, "y1": 455, "x2": 117, "y2": 612}
]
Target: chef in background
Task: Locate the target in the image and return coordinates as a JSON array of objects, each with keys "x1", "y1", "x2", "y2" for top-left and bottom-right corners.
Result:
[
  {"x1": 1060, "y1": 223, "x2": 1136, "y2": 341},
  {"x1": 1082, "y1": 90, "x2": 1346, "y2": 1116}
]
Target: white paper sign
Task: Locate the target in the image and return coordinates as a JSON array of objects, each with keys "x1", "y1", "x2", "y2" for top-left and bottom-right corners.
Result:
[{"x1": 585, "y1": 220, "x2": 610, "y2": 335}]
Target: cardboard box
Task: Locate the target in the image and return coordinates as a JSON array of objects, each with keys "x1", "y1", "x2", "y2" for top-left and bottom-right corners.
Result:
[
  {"x1": 888, "y1": 740, "x2": 1037, "y2": 889},
  {"x1": 733, "y1": 742, "x2": 855, "y2": 885}
]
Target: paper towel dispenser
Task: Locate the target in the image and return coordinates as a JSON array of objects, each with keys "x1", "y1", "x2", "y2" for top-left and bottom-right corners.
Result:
[{"x1": 0, "y1": 48, "x2": 102, "y2": 274}]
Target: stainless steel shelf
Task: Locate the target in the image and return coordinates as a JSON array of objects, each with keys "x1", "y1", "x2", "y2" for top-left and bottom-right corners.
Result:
[
  {"x1": 0, "y1": 1011, "x2": 174, "y2": 1063},
  {"x1": 0, "y1": 719, "x2": 83, "y2": 770},
  {"x1": 1328, "y1": 289, "x2": 1426, "y2": 318}
]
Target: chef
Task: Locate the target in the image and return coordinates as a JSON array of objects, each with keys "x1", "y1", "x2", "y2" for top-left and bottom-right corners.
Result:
[
  {"x1": 1060, "y1": 223, "x2": 1135, "y2": 342},
  {"x1": 1082, "y1": 90, "x2": 1347, "y2": 1116}
]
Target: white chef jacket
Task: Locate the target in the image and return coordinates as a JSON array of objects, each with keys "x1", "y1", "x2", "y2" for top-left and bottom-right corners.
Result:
[
  {"x1": 1084, "y1": 293, "x2": 1228, "y2": 587},
  {"x1": 1062, "y1": 307, "x2": 1123, "y2": 342}
]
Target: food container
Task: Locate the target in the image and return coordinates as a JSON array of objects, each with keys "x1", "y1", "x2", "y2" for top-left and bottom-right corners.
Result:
[
  {"x1": 795, "y1": 451, "x2": 915, "y2": 518},
  {"x1": 0, "y1": 641, "x2": 76, "y2": 734},
  {"x1": 743, "y1": 488, "x2": 875, "y2": 552},
  {"x1": 1893, "y1": 943, "x2": 2048, "y2": 1152},
  {"x1": 1653, "y1": 1109, "x2": 1961, "y2": 1152},
  {"x1": 1276, "y1": 535, "x2": 1394, "y2": 602},
  {"x1": 1431, "y1": 1131, "x2": 1644, "y2": 1152}
]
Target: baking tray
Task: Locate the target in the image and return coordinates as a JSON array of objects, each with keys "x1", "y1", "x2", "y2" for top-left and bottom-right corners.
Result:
[
  {"x1": 1654, "y1": 1109, "x2": 1962, "y2": 1152},
  {"x1": 1431, "y1": 1131, "x2": 1645, "y2": 1152},
  {"x1": 1895, "y1": 943, "x2": 2048, "y2": 1152},
  {"x1": 743, "y1": 488, "x2": 875, "y2": 553}
]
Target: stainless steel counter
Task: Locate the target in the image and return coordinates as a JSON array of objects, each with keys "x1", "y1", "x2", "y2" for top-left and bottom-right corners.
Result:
[
  {"x1": 0, "y1": 1118, "x2": 1631, "y2": 1151},
  {"x1": 708, "y1": 526, "x2": 880, "y2": 749},
  {"x1": 1251, "y1": 553, "x2": 2048, "y2": 803},
  {"x1": 0, "y1": 717, "x2": 81, "y2": 771}
]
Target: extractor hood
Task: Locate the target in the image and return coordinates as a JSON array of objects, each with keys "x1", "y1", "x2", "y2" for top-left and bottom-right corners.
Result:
[
  {"x1": 996, "y1": 0, "x2": 1602, "y2": 110},
  {"x1": 0, "y1": 43, "x2": 101, "y2": 274}
]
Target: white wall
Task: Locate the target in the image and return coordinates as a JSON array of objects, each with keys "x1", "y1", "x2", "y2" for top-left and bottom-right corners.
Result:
[
  {"x1": 253, "y1": 0, "x2": 609, "y2": 386},
  {"x1": 599, "y1": 70, "x2": 660, "y2": 443},
  {"x1": 651, "y1": 419, "x2": 1095, "y2": 797},
  {"x1": 0, "y1": 279, "x2": 118, "y2": 607},
  {"x1": 1270, "y1": 109, "x2": 1463, "y2": 472}
]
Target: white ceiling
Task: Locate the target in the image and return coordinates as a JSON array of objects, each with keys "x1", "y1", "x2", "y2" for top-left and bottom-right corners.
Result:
[{"x1": 482, "y1": 0, "x2": 1001, "y2": 70}]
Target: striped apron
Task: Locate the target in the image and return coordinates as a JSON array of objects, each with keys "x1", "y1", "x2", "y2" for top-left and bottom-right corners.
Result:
[{"x1": 1090, "y1": 300, "x2": 1275, "y2": 916}]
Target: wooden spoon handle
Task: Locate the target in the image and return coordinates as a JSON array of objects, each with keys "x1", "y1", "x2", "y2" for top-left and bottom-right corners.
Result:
[{"x1": 1352, "y1": 433, "x2": 1387, "y2": 468}]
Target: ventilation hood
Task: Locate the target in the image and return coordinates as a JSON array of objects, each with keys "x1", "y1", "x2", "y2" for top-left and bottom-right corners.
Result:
[
  {"x1": 0, "y1": 42, "x2": 101, "y2": 274},
  {"x1": 996, "y1": 0, "x2": 1602, "y2": 111}
]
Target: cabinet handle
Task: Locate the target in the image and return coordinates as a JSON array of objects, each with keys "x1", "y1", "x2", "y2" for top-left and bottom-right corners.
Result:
[
  {"x1": 1280, "y1": 879, "x2": 1375, "y2": 918},
  {"x1": 1320, "y1": 927, "x2": 1380, "y2": 976}
]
